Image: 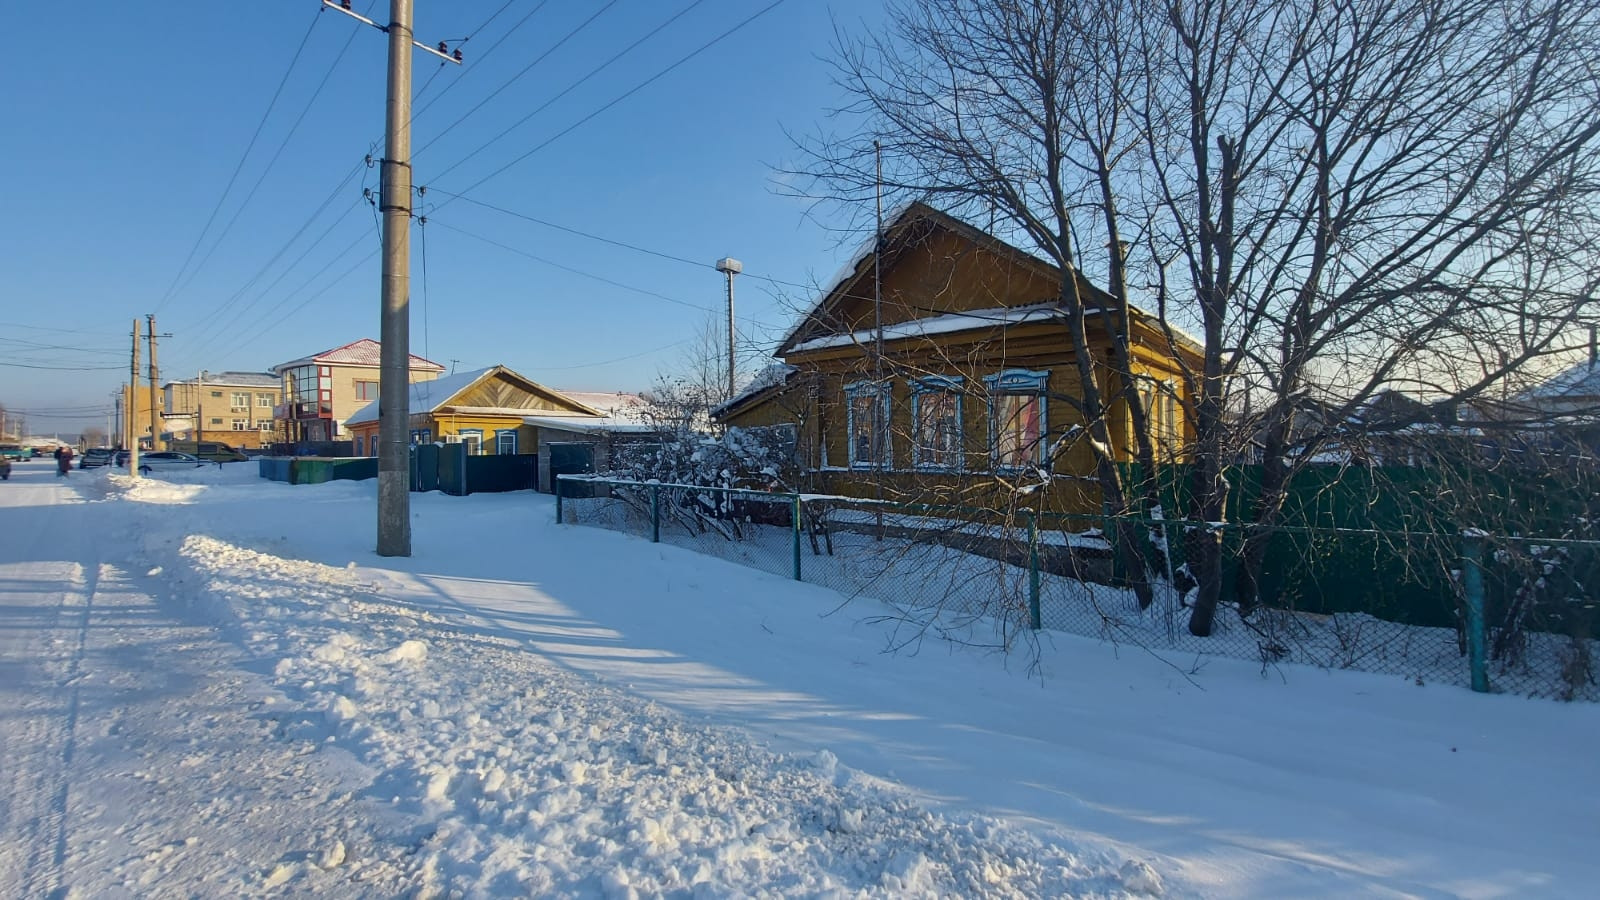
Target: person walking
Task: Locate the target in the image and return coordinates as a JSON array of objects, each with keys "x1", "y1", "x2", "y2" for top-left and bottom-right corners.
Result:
[{"x1": 55, "y1": 446, "x2": 72, "y2": 477}]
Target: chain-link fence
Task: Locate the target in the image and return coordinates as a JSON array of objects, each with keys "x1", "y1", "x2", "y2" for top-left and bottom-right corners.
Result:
[{"x1": 556, "y1": 476, "x2": 1599, "y2": 701}]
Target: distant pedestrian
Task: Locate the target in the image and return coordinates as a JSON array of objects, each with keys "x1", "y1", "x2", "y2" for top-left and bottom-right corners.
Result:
[{"x1": 56, "y1": 447, "x2": 72, "y2": 477}]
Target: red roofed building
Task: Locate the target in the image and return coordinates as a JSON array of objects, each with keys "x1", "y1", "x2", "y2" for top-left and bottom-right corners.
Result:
[{"x1": 271, "y1": 339, "x2": 445, "y2": 443}]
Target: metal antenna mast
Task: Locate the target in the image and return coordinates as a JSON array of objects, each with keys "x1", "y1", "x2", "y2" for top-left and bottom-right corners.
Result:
[{"x1": 323, "y1": 0, "x2": 460, "y2": 557}]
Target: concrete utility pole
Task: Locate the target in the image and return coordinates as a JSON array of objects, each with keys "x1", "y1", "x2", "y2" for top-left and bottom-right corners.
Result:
[
  {"x1": 146, "y1": 314, "x2": 164, "y2": 451},
  {"x1": 129, "y1": 318, "x2": 141, "y2": 479},
  {"x1": 716, "y1": 257, "x2": 742, "y2": 398},
  {"x1": 324, "y1": 0, "x2": 460, "y2": 557}
]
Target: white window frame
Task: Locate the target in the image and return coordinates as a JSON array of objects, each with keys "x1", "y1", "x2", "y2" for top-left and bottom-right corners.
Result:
[
  {"x1": 257, "y1": 394, "x2": 273, "y2": 408},
  {"x1": 230, "y1": 392, "x2": 249, "y2": 410},
  {"x1": 844, "y1": 380, "x2": 891, "y2": 469},
  {"x1": 495, "y1": 429, "x2": 518, "y2": 455},
  {"x1": 910, "y1": 375, "x2": 964, "y2": 470},
  {"x1": 984, "y1": 369, "x2": 1050, "y2": 471},
  {"x1": 459, "y1": 429, "x2": 484, "y2": 456}
]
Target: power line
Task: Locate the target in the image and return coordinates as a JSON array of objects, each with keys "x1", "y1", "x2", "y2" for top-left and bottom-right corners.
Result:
[
  {"x1": 164, "y1": 4, "x2": 376, "y2": 308},
  {"x1": 154, "y1": 7, "x2": 323, "y2": 312},
  {"x1": 414, "y1": 1, "x2": 621, "y2": 158},
  {"x1": 429, "y1": 0, "x2": 789, "y2": 203},
  {"x1": 429, "y1": 219, "x2": 715, "y2": 312},
  {"x1": 178, "y1": 162, "x2": 367, "y2": 356},
  {"x1": 0, "y1": 361, "x2": 126, "y2": 371},
  {"x1": 410, "y1": 0, "x2": 550, "y2": 123},
  {"x1": 420, "y1": 188, "x2": 880, "y2": 311},
  {"x1": 426, "y1": 0, "x2": 710, "y2": 184},
  {"x1": 537, "y1": 336, "x2": 695, "y2": 370}
]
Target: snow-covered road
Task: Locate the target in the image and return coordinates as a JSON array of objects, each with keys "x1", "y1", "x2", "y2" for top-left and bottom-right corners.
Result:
[
  {"x1": 0, "y1": 464, "x2": 415, "y2": 896},
  {"x1": 2, "y1": 461, "x2": 1597, "y2": 898}
]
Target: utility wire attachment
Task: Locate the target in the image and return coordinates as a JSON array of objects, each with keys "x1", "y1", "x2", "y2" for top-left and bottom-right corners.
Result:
[{"x1": 321, "y1": 0, "x2": 464, "y2": 64}]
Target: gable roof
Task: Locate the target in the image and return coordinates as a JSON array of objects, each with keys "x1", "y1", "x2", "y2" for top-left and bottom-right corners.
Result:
[
  {"x1": 775, "y1": 203, "x2": 1205, "y2": 361},
  {"x1": 344, "y1": 365, "x2": 604, "y2": 427},
  {"x1": 272, "y1": 338, "x2": 446, "y2": 373},
  {"x1": 777, "y1": 203, "x2": 1106, "y2": 356},
  {"x1": 1521, "y1": 358, "x2": 1600, "y2": 402}
]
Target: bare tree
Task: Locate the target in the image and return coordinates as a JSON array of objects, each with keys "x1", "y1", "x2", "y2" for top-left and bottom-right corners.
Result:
[{"x1": 796, "y1": 0, "x2": 1600, "y2": 637}]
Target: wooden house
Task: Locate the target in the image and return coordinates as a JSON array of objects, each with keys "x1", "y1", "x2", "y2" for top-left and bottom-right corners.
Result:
[
  {"x1": 344, "y1": 365, "x2": 610, "y2": 458},
  {"x1": 712, "y1": 202, "x2": 1201, "y2": 515}
]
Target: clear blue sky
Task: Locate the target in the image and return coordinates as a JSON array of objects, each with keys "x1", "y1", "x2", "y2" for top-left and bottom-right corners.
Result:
[{"x1": 0, "y1": 0, "x2": 884, "y2": 437}]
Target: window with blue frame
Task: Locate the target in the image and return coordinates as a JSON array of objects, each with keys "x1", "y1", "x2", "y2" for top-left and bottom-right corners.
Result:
[
  {"x1": 844, "y1": 380, "x2": 891, "y2": 468},
  {"x1": 410, "y1": 429, "x2": 432, "y2": 445},
  {"x1": 985, "y1": 369, "x2": 1049, "y2": 469},
  {"x1": 495, "y1": 429, "x2": 518, "y2": 455},
  {"x1": 911, "y1": 376, "x2": 963, "y2": 469}
]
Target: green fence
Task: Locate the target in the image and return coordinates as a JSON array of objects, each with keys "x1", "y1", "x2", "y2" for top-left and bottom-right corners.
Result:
[{"x1": 556, "y1": 475, "x2": 1600, "y2": 701}]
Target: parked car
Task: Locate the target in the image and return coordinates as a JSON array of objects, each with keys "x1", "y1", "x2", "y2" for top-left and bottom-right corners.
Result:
[
  {"x1": 121, "y1": 451, "x2": 208, "y2": 474},
  {"x1": 0, "y1": 445, "x2": 30, "y2": 461},
  {"x1": 79, "y1": 448, "x2": 117, "y2": 469},
  {"x1": 165, "y1": 440, "x2": 248, "y2": 463}
]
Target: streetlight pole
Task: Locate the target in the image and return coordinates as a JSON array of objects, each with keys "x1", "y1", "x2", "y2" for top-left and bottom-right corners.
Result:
[{"x1": 715, "y1": 257, "x2": 742, "y2": 399}]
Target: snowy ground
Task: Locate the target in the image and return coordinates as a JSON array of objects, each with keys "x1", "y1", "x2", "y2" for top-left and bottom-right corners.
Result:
[{"x1": 1, "y1": 461, "x2": 1597, "y2": 898}]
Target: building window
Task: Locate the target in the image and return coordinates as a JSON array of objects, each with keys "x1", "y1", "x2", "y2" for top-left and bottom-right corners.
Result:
[
  {"x1": 845, "y1": 381, "x2": 891, "y2": 468},
  {"x1": 231, "y1": 419, "x2": 249, "y2": 431},
  {"x1": 459, "y1": 429, "x2": 484, "y2": 455},
  {"x1": 911, "y1": 376, "x2": 963, "y2": 470},
  {"x1": 985, "y1": 369, "x2": 1049, "y2": 470},
  {"x1": 211, "y1": 390, "x2": 223, "y2": 399},
  {"x1": 230, "y1": 392, "x2": 249, "y2": 410},
  {"x1": 495, "y1": 429, "x2": 518, "y2": 455},
  {"x1": 1135, "y1": 377, "x2": 1181, "y2": 459},
  {"x1": 411, "y1": 429, "x2": 432, "y2": 445},
  {"x1": 355, "y1": 380, "x2": 378, "y2": 402},
  {"x1": 210, "y1": 417, "x2": 224, "y2": 426},
  {"x1": 257, "y1": 394, "x2": 273, "y2": 408}
]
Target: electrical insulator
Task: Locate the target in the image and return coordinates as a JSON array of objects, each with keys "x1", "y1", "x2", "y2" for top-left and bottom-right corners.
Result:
[
  {"x1": 340, "y1": 0, "x2": 352, "y2": 9},
  {"x1": 438, "y1": 41, "x2": 448, "y2": 53},
  {"x1": 453, "y1": 49, "x2": 463, "y2": 62}
]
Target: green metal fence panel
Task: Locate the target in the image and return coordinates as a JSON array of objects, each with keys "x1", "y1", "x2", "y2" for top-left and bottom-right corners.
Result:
[
  {"x1": 437, "y1": 443, "x2": 468, "y2": 496},
  {"x1": 412, "y1": 444, "x2": 440, "y2": 493},
  {"x1": 553, "y1": 475, "x2": 1600, "y2": 701},
  {"x1": 463, "y1": 454, "x2": 538, "y2": 494}
]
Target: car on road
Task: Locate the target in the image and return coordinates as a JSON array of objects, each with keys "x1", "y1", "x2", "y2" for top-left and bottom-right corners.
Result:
[
  {"x1": 164, "y1": 440, "x2": 248, "y2": 463},
  {"x1": 79, "y1": 448, "x2": 117, "y2": 469},
  {"x1": 121, "y1": 451, "x2": 208, "y2": 475},
  {"x1": 0, "y1": 445, "x2": 30, "y2": 461}
]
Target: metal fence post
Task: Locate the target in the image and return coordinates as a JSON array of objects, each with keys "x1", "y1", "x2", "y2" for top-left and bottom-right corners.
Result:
[
  {"x1": 650, "y1": 484, "x2": 661, "y2": 543},
  {"x1": 1026, "y1": 509, "x2": 1041, "y2": 630},
  {"x1": 1461, "y1": 529, "x2": 1489, "y2": 693},
  {"x1": 792, "y1": 494, "x2": 803, "y2": 581},
  {"x1": 555, "y1": 477, "x2": 564, "y2": 524}
]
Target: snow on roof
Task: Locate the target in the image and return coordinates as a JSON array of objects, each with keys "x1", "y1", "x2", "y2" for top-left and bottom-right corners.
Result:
[
  {"x1": 789, "y1": 303, "x2": 1066, "y2": 354},
  {"x1": 522, "y1": 415, "x2": 660, "y2": 435},
  {"x1": 345, "y1": 366, "x2": 499, "y2": 426},
  {"x1": 550, "y1": 391, "x2": 644, "y2": 420},
  {"x1": 1521, "y1": 359, "x2": 1600, "y2": 401},
  {"x1": 273, "y1": 338, "x2": 446, "y2": 373},
  {"x1": 344, "y1": 369, "x2": 626, "y2": 427},
  {"x1": 163, "y1": 371, "x2": 279, "y2": 389},
  {"x1": 710, "y1": 363, "x2": 799, "y2": 419}
]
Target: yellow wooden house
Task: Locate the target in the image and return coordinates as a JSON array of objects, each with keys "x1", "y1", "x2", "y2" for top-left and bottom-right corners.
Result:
[
  {"x1": 344, "y1": 365, "x2": 606, "y2": 457},
  {"x1": 712, "y1": 202, "x2": 1201, "y2": 515}
]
